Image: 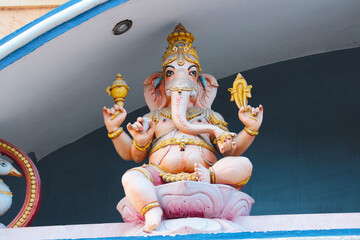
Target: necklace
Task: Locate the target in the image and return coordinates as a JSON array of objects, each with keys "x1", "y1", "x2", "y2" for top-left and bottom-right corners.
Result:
[{"x1": 160, "y1": 107, "x2": 204, "y2": 121}]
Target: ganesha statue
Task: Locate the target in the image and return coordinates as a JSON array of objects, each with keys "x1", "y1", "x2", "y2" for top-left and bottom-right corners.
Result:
[{"x1": 103, "y1": 24, "x2": 263, "y2": 233}]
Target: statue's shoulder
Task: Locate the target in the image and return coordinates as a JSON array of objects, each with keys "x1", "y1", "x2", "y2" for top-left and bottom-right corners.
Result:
[
  {"x1": 144, "y1": 110, "x2": 160, "y2": 123},
  {"x1": 204, "y1": 109, "x2": 228, "y2": 131}
]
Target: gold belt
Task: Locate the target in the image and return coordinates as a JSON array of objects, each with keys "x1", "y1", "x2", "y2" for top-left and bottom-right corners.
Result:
[
  {"x1": 148, "y1": 164, "x2": 197, "y2": 182},
  {"x1": 149, "y1": 137, "x2": 216, "y2": 155}
]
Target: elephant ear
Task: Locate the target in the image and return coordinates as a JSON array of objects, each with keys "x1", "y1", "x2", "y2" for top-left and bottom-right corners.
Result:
[
  {"x1": 143, "y1": 72, "x2": 167, "y2": 111},
  {"x1": 195, "y1": 73, "x2": 219, "y2": 109}
]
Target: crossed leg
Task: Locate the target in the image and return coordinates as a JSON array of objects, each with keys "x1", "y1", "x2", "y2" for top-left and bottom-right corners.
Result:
[
  {"x1": 121, "y1": 170, "x2": 163, "y2": 232},
  {"x1": 195, "y1": 156, "x2": 253, "y2": 189},
  {"x1": 122, "y1": 157, "x2": 251, "y2": 232}
]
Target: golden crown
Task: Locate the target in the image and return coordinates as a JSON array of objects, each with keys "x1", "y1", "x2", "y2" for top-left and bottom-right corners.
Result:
[
  {"x1": 162, "y1": 24, "x2": 201, "y2": 72},
  {"x1": 167, "y1": 24, "x2": 194, "y2": 44}
]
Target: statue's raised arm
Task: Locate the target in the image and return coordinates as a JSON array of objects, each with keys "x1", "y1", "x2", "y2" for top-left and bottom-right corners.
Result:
[{"x1": 103, "y1": 75, "x2": 156, "y2": 162}]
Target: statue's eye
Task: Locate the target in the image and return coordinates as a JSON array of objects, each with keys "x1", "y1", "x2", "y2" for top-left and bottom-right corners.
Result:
[
  {"x1": 0, "y1": 163, "x2": 6, "y2": 167},
  {"x1": 166, "y1": 70, "x2": 174, "y2": 77},
  {"x1": 189, "y1": 70, "x2": 197, "y2": 77}
]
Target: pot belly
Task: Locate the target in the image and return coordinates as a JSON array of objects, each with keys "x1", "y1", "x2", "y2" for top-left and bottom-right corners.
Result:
[{"x1": 149, "y1": 145, "x2": 217, "y2": 173}]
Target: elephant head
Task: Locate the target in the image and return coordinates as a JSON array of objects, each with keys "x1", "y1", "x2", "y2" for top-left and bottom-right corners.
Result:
[{"x1": 144, "y1": 24, "x2": 223, "y2": 136}]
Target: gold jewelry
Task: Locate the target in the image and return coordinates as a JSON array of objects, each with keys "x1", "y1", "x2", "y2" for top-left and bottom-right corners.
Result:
[
  {"x1": 228, "y1": 73, "x2": 258, "y2": 121},
  {"x1": 150, "y1": 137, "x2": 216, "y2": 155},
  {"x1": 244, "y1": 127, "x2": 259, "y2": 136},
  {"x1": 220, "y1": 134, "x2": 225, "y2": 143},
  {"x1": 206, "y1": 110, "x2": 228, "y2": 131},
  {"x1": 167, "y1": 87, "x2": 196, "y2": 94},
  {"x1": 159, "y1": 108, "x2": 172, "y2": 119},
  {"x1": 108, "y1": 127, "x2": 123, "y2": 139},
  {"x1": 215, "y1": 132, "x2": 235, "y2": 147},
  {"x1": 140, "y1": 201, "x2": 160, "y2": 217},
  {"x1": 133, "y1": 139, "x2": 152, "y2": 152},
  {"x1": 129, "y1": 167, "x2": 154, "y2": 183},
  {"x1": 160, "y1": 172, "x2": 197, "y2": 182},
  {"x1": 234, "y1": 176, "x2": 251, "y2": 189},
  {"x1": 209, "y1": 167, "x2": 216, "y2": 184},
  {"x1": 148, "y1": 110, "x2": 160, "y2": 123},
  {"x1": 162, "y1": 24, "x2": 201, "y2": 72},
  {"x1": 159, "y1": 107, "x2": 204, "y2": 121},
  {"x1": 146, "y1": 164, "x2": 198, "y2": 183},
  {"x1": 106, "y1": 74, "x2": 129, "y2": 109},
  {"x1": 0, "y1": 190, "x2": 13, "y2": 197}
]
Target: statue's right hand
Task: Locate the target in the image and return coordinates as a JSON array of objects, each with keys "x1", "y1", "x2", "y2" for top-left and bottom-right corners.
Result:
[
  {"x1": 127, "y1": 117, "x2": 155, "y2": 146},
  {"x1": 103, "y1": 104, "x2": 127, "y2": 132}
]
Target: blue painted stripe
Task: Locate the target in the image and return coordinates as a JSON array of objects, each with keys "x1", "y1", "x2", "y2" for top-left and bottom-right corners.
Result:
[
  {"x1": 60, "y1": 228, "x2": 360, "y2": 240},
  {"x1": 0, "y1": 0, "x2": 82, "y2": 46},
  {"x1": 0, "y1": 0, "x2": 129, "y2": 71}
]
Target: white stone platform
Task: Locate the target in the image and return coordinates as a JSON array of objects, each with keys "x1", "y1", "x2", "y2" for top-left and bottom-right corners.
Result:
[{"x1": 0, "y1": 213, "x2": 360, "y2": 240}]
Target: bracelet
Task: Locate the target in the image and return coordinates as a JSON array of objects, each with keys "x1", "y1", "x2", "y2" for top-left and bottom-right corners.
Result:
[
  {"x1": 134, "y1": 139, "x2": 152, "y2": 152},
  {"x1": 108, "y1": 127, "x2": 123, "y2": 139},
  {"x1": 244, "y1": 127, "x2": 259, "y2": 136},
  {"x1": 209, "y1": 167, "x2": 216, "y2": 184},
  {"x1": 140, "y1": 201, "x2": 160, "y2": 217}
]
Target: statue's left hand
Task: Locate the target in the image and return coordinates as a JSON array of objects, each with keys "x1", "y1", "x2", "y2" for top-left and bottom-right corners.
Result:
[{"x1": 238, "y1": 104, "x2": 264, "y2": 130}]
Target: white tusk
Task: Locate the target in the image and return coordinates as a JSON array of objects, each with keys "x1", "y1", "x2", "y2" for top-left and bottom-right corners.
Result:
[{"x1": 190, "y1": 90, "x2": 197, "y2": 97}]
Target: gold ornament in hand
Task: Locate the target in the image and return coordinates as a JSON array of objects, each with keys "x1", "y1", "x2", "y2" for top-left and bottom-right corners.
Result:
[
  {"x1": 228, "y1": 73, "x2": 257, "y2": 121},
  {"x1": 106, "y1": 74, "x2": 129, "y2": 120}
]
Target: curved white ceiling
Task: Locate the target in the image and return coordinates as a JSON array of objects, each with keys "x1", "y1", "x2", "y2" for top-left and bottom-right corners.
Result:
[{"x1": 0, "y1": 0, "x2": 360, "y2": 159}]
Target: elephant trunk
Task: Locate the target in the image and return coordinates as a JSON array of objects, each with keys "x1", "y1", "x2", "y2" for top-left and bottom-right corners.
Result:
[{"x1": 170, "y1": 90, "x2": 219, "y2": 136}]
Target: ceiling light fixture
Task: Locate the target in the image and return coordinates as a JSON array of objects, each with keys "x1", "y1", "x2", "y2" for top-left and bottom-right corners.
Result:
[{"x1": 112, "y1": 19, "x2": 132, "y2": 35}]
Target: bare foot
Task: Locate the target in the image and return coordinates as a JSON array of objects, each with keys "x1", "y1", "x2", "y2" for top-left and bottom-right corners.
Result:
[
  {"x1": 194, "y1": 163, "x2": 210, "y2": 183},
  {"x1": 143, "y1": 206, "x2": 163, "y2": 233}
]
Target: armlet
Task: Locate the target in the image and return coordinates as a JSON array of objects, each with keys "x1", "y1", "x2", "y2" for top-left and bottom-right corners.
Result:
[{"x1": 205, "y1": 109, "x2": 229, "y2": 131}]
